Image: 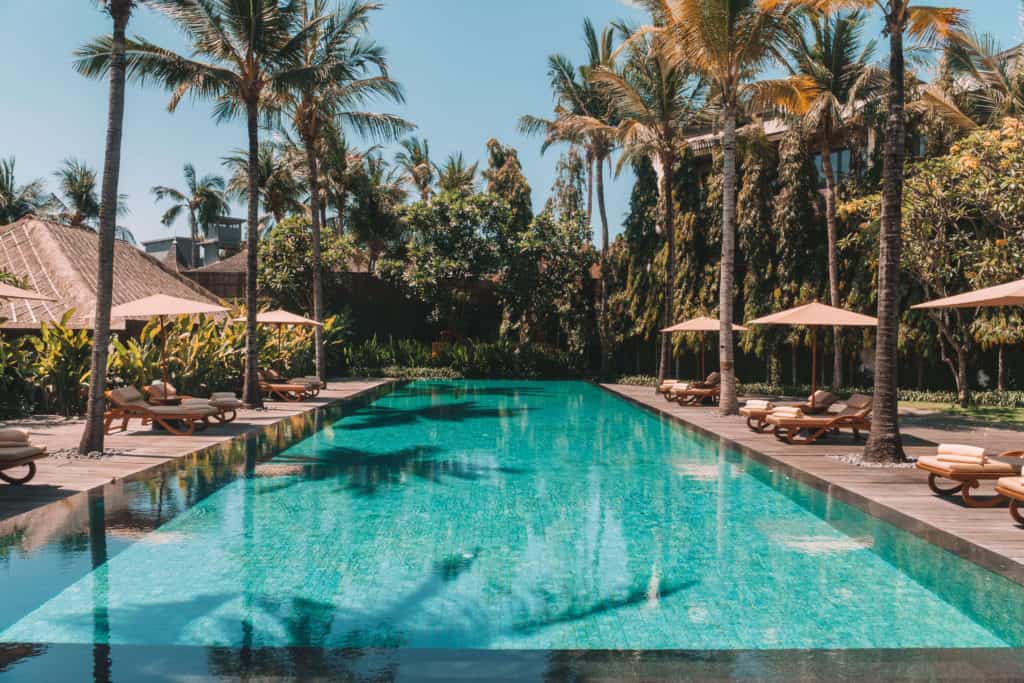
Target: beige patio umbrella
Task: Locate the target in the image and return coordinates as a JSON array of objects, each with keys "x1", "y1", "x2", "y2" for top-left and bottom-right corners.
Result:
[
  {"x1": 747, "y1": 302, "x2": 877, "y2": 406},
  {"x1": 0, "y1": 282, "x2": 53, "y2": 302},
  {"x1": 661, "y1": 316, "x2": 748, "y2": 379},
  {"x1": 111, "y1": 294, "x2": 228, "y2": 389},
  {"x1": 913, "y1": 278, "x2": 1024, "y2": 309},
  {"x1": 233, "y1": 309, "x2": 322, "y2": 364}
]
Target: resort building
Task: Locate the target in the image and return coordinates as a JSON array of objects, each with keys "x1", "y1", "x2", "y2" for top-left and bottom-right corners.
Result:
[{"x1": 140, "y1": 216, "x2": 245, "y2": 271}]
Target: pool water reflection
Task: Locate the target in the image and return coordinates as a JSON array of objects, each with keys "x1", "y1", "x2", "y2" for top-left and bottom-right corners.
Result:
[{"x1": 2, "y1": 380, "x2": 1024, "y2": 656}]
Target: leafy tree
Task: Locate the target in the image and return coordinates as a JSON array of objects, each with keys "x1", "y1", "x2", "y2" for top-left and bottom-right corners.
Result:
[
  {"x1": 348, "y1": 153, "x2": 407, "y2": 268},
  {"x1": 258, "y1": 215, "x2": 356, "y2": 314},
  {"x1": 395, "y1": 137, "x2": 435, "y2": 201},
  {"x1": 151, "y1": 163, "x2": 229, "y2": 265},
  {"x1": 544, "y1": 149, "x2": 587, "y2": 224},
  {"x1": 482, "y1": 139, "x2": 533, "y2": 233},
  {"x1": 71, "y1": 0, "x2": 137, "y2": 454},
  {"x1": 0, "y1": 157, "x2": 48, "y2": 225}
]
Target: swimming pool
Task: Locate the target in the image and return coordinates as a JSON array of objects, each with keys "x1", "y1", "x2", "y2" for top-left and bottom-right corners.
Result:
[{"x1": 2, "y1": 380, "x2": 1024, "y2": 677}]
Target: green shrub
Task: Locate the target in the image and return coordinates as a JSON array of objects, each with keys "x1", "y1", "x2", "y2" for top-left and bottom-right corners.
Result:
[{"x1": 28, "y1": 312, "x2": 92, "y2": 416}]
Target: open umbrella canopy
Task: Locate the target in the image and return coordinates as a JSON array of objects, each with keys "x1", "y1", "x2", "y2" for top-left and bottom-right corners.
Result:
[
  {"x1": 234, "y1": 309, "x2": 323, "y2": 327},
  {"x1": 747, "y1": 302, "x2": 877, "y2": 327},
  {"x1": 0, "y1": 282, "x2": 53, "y2": 302},
  {"x1": 661, "y1": 316, "x2": 748, "y2": 333},
  {"x1": 913, "y1": 279, "x2": 1024, "y2": 310},
  {"x1": 110, "y1": 294, "x2": 227, "y2": 320}
]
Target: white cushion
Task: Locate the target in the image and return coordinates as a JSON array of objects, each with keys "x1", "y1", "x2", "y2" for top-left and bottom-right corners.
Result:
[{"x1": 0, "y1": 429, "x2": 29, "y2": 444}]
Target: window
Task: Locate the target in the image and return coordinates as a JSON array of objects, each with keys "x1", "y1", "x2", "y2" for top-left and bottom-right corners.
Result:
[{"x1": 813, "y1": 149, "x2": 852, "y2": 187}]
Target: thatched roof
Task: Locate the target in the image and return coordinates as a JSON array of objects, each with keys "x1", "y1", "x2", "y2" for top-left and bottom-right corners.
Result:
[
  {"x1": 0, "y1": 216, "x2": 222, "y2": 330},
  {"x1": 191, "y1": 249, "x2": 248, "y2": 274}
]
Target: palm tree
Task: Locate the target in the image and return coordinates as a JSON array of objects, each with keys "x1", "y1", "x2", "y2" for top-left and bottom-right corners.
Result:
[
  {"x1": 773, "y1": 0, "x2": 965, "y2": 461},
  {"x1": 223, "y1": 143, "x2": 305, "y2": 227},
  {"x1": 0, "y1": 158, "x2": 48, "y2": 225},
  {"x1": 580, "y1": 26, "x2": 705, "y2": 384},
  {"x1": 519, "y1": 19, "x2": 618, "y2": 374},
  {"x1": 348, "y1": 152, "x2": 407, "y2": 268},
  {"x1": 395, "y1": 137, "x2": 435, "y2": 201},
  {"x1": 629, "y1": 0, "x2": 798, "y2": 413},
  {"x1": 434, "y1": 153, "x2": 478, "y2": 195},
  {"x1": 273, "y1": 0, "x2": 411, "y2": 383},
  {"x1": 72, "y1": 0, "x2": 138, "y2": 455},
  {"x1": 320, "y1": 128, "x2": 376, "y2": 234},
  {"x1": 761, "y1": 10, "x2": 884, "y2": 387},
  {"x1": 151, "y1": 163, "x2": 228, "y2": 267},
  {"x1": 77, "y1": 0, "x2": 325, "y2": 408},
  {"x1": 51, "y1": 158, "x2": 101, "y2": 227}
]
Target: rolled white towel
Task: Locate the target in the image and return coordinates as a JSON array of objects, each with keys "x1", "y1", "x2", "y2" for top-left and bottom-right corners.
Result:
[
  {"x1": 770, "y1": 407, "x2": 804, "y2": 418},
  {"x1": 745, "y1": 399, "x2": 775, "y2": 410},
  {"x1": 937, "y1": 454, "x2": 989, "y2": 465},
  {"x1": 0, "y1": 428, "x2": 29, "y2": 444}
]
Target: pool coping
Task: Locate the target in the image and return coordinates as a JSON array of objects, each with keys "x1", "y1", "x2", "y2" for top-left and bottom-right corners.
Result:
[{"x1": 597, "y1": 382, "x2": 1024, "y2": 587}]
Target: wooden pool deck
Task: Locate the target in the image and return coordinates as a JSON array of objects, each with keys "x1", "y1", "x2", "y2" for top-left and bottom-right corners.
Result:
[
  {"x1": 603, "y1": 383, "x2": 1024, "y2": 585},
  {"x1": 0, "y1": 379, "x2": 391, "y2": 523}
]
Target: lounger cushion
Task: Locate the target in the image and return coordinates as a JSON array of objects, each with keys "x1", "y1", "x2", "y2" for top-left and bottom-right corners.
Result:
[
  {"x1": 211, "y1": 392, "x2": 238, "y2": 400},
  {"x1": 937, "y1": 444, "x2": 990, "y2": 459},
  {"x1": 110, "y1": 387, "x2": 145, "y2": 405},
  {"x1": 997, "y1": 477, "x2": 1024, "y2": 496},
  {"x1": 0, "y1": 429, "x2": 29, "y2": 444},
  {"x1": 0, "y1": 445, "x2": 46, "y2": 462},
  {"x1": 149, "y1": 405, "x2": 216, "y2": 417},
  {"x1": 210, "y1": 398, "x2": 242, "y2": 409},
  {"x1": 770, "y1": 407, "x2": 804, "y2": 418},
  {"x1": 148, "y1": 382, "x2": 177, "y2": 399},
  {"x1": 745, "y1": 400, "x2": 774, "y2": 411},
  {"x1": 918, "y1": 455, "x2": 1015, "y2": 474}
]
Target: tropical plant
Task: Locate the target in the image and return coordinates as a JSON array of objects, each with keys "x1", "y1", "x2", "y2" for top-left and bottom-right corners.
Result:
[
  {"x1": 151, "y1": 163, "x2": 229, "y2": 266},
  {"x1": 395, "y1": 137, "x2": 435, "y2": 200},
  {"x1": 271, "y1": 0, "x2": 411, "y2": 382},
  {"x1": 0, "y1": 157, "x2": 48, "y2": 225},
  {"x1": 0, "y1": 335, "x2": 31, "y2": 417},
  {"x1": 773, "y1": 0, "x2": 966, "y2": 460},
  {"x1": 50, "y1": 158, "x2": 101, "y2": 228},
  {"x1": 630, "y1": 0, "x2": 801, "y2": 414},
  {"x1": 584, "y1": 23, "x2": 706, "y2": 383},
  {"x1": 435, "y1": 153, "x2": 478, "y2": 195},
  {"x1": 347, "y1": 152, "x2": 407, "y2": 267},
  {"x1": 28, "y1": 312, "x2": 94, "y2": 417},
  {"x1": 763, "y1": 9, "x2": 884, "y2": 386},
  {"x1": 222, "y1": 143, "x2": 304, "y2": 226},
  {"x1": 71, "y1": 0, "x2": 138, "y2": 453},
  {"x1": 76, "y1": 0, "x2": 330, "y2": 408}
]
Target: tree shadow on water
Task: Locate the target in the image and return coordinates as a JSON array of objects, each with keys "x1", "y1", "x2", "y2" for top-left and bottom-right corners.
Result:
[
  {"x1": 272, "y1": 445, "x2": 529, "y2": 496},
  {"x1": 392, "y1": 384, "x2": 551, "y2": 399},
  {"x1": 339, "y1": 402, "x2": 528, "y2": 431}
]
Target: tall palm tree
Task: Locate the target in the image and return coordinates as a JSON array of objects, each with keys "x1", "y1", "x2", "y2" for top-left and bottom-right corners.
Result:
[
  {"x1": 72, "y1": 0, "x2": 137, "y2": 455},
  {"x1": 395, "y1": 137, "x2": 434, "y2": 201},
  {"x1": 760, "y1": 10, "x2": 884, "y2": 387},
  {"x1": 273, "y1": 0, "x2": 411, "y2": 383},
  {"x1": 77, "y1": 0, "x2": 324, "y2": 408},
  {"x1": 631, "y1": 0, "x2": 800, "y2": 415},
  {"x1": 519, "y1": 19, "x2": 618, "y2": 374},
  {"x1": 348, "y1": 152, "x2": 407, "y2": 268},
  {"x1": 52, "y1": 158, "x2": 101, "y2": 227},
  {"x1": 320, "y1": 128, "x2": 377, "y2": 234},
  {"x1": 579, "y1": 26, "x2": 705, "y2": 383},
  {"x1": 223, "y1": 143, "x2": 305, "y2": 227},
  {"x1": 772, "y1": 0, "x2": 965, "y2": 461},
  {"x1": 151, "y1": 163, "x2": 229, "y2": 267},
  {"x1": 0, "y1": 157, "x2": 48, "y2": 225},
  {"x1": 434, "y1": 153, "x2": 478, "y2": 195}
]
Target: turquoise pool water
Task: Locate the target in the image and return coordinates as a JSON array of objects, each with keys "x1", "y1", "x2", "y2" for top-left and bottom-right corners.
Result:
[{"x1": 3, "y1": 380, "x2": 1024, "y2": 652}]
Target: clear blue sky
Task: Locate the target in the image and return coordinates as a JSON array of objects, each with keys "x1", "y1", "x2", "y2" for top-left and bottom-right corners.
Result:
[{"x1": 0, "y1": 0, "x2": 1019, "y2": 246}]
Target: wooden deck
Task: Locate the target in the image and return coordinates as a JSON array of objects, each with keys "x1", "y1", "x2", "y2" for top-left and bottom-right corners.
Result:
[
  {"x1": 0, "y1": 379, "x2": 392, "y2": 523},
  {"x1": 604, "y1": 383, "x2": 1024, "y2": 585}
]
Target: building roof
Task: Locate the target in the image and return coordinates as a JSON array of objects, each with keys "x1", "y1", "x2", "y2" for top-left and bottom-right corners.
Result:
[
  {"x1": 191, "y1": 248, "x2": 248, "y2": 274},
  {"x1": 0, "y1": 216, "x2": 222, "y2": 330},
  {"x1": 686, "y1": 118, "x2": 790, "y2": 156}
]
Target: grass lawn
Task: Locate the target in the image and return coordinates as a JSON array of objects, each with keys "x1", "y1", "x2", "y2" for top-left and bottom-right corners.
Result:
[{"x1": 902, "y1": 401, "x2": 1024, "y2": 427}]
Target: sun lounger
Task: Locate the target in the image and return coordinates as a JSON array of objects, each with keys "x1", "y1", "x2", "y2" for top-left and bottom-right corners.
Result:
[
  {"x1": 263, "y1": 369, "x2": 323, "y2": 396},
  {"x1": 104, "y1": 387, "x2": 217, "y2": 436},
  {"x1": 765, "y1": 393, "x2": 873, "y2": 445},
  {"x1": 657, "y1": 379, "x2": 682, "y2": 396},
  {"x1": 668, "y1": 373, "x2": 721, "y2": 406},
  {"x1": 0, "y1": 429, "x2": 47, "y2": 485},
  {"x1": 917, "y1": 444, "x2": 1024, "y2": 507},
  {"x1": 995, "y1": 477, "x2": 1024, "y2": 524},
  {"x1": 740, "y1": 391, "x2": 839, "y2": 433},
  {"x1": 146, "y1": 381, "x2": 242, "y2": 424}
]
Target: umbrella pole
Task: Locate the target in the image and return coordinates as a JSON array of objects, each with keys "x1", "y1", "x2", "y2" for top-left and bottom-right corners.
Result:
[
  {"x1": 279, "y1": 325, "x2": 284, "y2": 369},
  {"x1": 159, "y1": 315, "x2": 169, "y2": 390},
  {"x1": 700, "y1": 332, "x2": 706, "y2": 379},
  {"x1": 810, "y1": 327, "x2": 817, "y2": 407}
]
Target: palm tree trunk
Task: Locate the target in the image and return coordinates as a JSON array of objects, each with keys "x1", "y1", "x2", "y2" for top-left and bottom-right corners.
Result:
[
  {"x1": 189, "y1": 207, "x2": 199, "y2": 268},
  {"x1": 586, "y1": 153, "x2": 594, "y2": 230},
  {"x1": 241, "y1": 101, "x2": 263, "y2": 408},
  {"x1": 864, "y1": 18, "x2": 906, "y2": 462},
  {"x1": 337, "y1": 188, "x2": 347, "y2": 236},
  {"x1": 999, "y1": 344, "x2": 1006, "y2": 391},
  {"x1": 79, "y1": 2, "x2": 130, "y2": 455},
  {"x1": 820, "y1": 137, "x2": 843, "y2": 387},
  {"x1": 718, "y1": 104, "x2": 739, "y2": 415},
  {"x1": 303, "y1": 136, "x2": 326, "y2": 383},
  {"x1": 657, "y1": 148, "x2": 675, "y2": 384},
  {"x1": 596, "y1": 153, "x2": 611, "y2": 377}
]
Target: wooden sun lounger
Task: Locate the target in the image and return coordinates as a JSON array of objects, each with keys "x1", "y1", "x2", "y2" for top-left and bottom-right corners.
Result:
[
  {"x1": 918, "y1": 450, "x2": 1024, "y2": 508},
  {"x1": 0, "y1": 445, "x2": 48, "y2": 485},
  {"x1": 740, "y1": 392, "x2": 839, "y2": 433},
  {"x1": 260, "y1": 371, "x2": 320, "y2": 399},
  {"x1": 144, "y1": 382, "x2": 242, "y2": 425},
  {"x1": 259, "y1": 381, "x2": 309, "y2": 402},
  {"x1": 668, "y1": 373, "x2": 722, "y2": 406},
  {"x1": 765, "y1": 394, "x2": 873, "y2": 445},
  {"x1": 995, "y1": 477, "x2": 1024, "y2": 525},
  {"x1": 104, "y1": 387, "x2": 215, "y2": 436}
]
